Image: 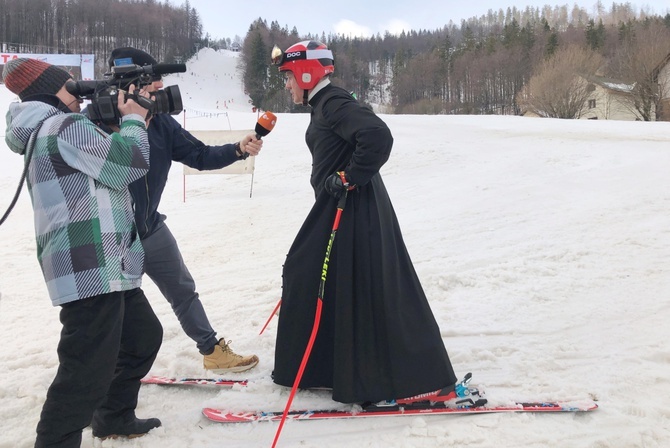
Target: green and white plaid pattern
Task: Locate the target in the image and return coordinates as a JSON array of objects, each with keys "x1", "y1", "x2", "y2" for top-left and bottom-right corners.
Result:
[{"x1": 5, "y1": 101, "x2": 150, "y2": 306}]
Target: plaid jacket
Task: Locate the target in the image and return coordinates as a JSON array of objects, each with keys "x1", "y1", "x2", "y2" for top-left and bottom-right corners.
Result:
[{"x1": 5, "y1": 100, "x2": 150, "y2": 306}]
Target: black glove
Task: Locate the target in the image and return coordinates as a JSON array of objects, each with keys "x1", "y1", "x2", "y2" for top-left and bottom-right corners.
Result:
[{"x1": 324, "y1": 171, "x2": 354, "y2": 199}]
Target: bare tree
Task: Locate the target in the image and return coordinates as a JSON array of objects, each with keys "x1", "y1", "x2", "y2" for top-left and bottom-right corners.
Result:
[
  {"x1": 608, "y1": 21, "x2": 670, "y2": 121},
  {"x1": 518, "y1": 44, "x2": 604, "y2": 118}
]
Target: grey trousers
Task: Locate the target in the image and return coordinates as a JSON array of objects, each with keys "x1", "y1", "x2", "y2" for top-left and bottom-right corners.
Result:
[{"x1": 141, "y1": 220, "x2": 218, "y2": 354}]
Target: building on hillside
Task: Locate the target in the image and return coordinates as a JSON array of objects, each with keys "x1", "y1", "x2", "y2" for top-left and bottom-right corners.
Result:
[
  {"x1": 580, "y1": 75, "x2": 640, "y2": 121},
  {"x1": 517, "y1": 75, "x2": 639, "y2": 120},
  {"x1": 230, "y1": 42, "x2": 241, "y2": 52},
  {"x1": 514, "y1": 57, "x2": 670, "y2": 121}
]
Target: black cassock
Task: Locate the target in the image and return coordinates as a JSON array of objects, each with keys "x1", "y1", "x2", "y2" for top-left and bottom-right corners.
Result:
[{"x1": 273, "y1": 84, "x2": 457, "y2": 403}]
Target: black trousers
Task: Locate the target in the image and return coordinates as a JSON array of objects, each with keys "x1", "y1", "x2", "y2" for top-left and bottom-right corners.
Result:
[{"x1": 35, "y1": 288, "x2": 163, "y2": 448}]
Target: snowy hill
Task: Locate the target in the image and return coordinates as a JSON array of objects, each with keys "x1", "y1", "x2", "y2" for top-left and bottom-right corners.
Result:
[
  {"x1": 164, "y1": 47, "x2": 253, "y2": 114},
  {"x1": 1, "y1": 49, "x2": 670, "y2": 448}
]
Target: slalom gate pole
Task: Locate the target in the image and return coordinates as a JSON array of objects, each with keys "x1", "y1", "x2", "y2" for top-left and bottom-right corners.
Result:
[
  {"x1": 259, "y1": 298, "x2": 282, "y2": 335},
  {"x1": 271, "y1": 191, "x2": 348, "y2": 448}
]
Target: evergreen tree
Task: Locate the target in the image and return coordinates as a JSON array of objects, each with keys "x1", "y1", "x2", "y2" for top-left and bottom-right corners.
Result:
[
  {"x1": 586, "y1": 19, "x2": 605, "y2": 50},
  {"x1": 242, "y1": 29, "x2": 269, "y2": 110},
  {"x1": 546, "y1": 31, "x2": 559, "y2": 57}
]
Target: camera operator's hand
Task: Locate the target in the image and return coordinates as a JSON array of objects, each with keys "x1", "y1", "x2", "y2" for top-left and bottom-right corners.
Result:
[
  {"x1": 239, "y1": 133, "x2": 263, "y2": 157},
  {"x1": 117, "y1": 85, "x2": 150, "y2": 120}
]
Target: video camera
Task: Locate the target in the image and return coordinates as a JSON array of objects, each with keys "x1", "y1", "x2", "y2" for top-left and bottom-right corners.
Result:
[{"x1": 66, "y1": 62, "x2": 186, "y2": 125}]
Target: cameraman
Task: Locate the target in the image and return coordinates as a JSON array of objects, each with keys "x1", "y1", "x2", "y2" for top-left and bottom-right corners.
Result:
[
  {"x1": 3, "y1": 58, "x2": 162, "y2": 446},
  {"x1": 103, "y1": 47, "x2": 262, "y2": 373}
]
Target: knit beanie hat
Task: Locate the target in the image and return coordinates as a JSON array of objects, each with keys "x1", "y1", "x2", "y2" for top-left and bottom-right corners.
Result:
[
  {"x1": 108, "y1": 47, "x2": 157, "y2": 68},
  {"x1": 2, "y1": 58, "x2": 71, "y2": 100}
]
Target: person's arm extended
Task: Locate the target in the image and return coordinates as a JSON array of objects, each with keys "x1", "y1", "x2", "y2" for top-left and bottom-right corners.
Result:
[{"x1": 167, "y1": 117, "x2": 262, "y2": 170}]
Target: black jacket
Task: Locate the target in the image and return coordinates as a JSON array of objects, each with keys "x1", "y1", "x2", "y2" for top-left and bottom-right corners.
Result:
[
  {"x1": 131, "y1": 114, "x2": 239, "y2": 238},
  {"x1": 273, "y1": 84, "x2": 456, "y2": 403}
]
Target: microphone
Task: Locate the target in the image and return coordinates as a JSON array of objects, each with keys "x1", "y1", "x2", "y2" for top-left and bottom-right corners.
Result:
[
  {"x1": 111, "y1": 63, "x2": 187, "y2": 79},
  {"x1": 151, "y1": 63, "x2": 187, "y2": 75},
  {"x1": 255, "y1": 111, "x2": 277, "y2": 139}
]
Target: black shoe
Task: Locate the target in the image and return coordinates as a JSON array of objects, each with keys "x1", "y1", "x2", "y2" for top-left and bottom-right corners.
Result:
[{"x1": 92, "y1": 416, "x2": 162, "y2": 440}]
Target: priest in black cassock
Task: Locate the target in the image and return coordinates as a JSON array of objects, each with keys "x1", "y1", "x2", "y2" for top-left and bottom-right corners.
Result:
[{"x1": 271, "y1": 40, "x2": 462, "y2": 405}]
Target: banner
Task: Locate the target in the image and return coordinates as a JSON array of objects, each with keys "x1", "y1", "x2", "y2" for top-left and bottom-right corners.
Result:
[{"x1": 0, "y1": 53, "x2": 95, "y2": 80}]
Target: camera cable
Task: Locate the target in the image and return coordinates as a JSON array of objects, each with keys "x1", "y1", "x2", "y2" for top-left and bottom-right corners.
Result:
[{"x1": 0, "y1": 114, "x2": 52, "y2": 227}]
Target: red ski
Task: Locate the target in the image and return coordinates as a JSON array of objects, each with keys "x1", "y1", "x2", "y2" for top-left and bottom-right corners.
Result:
[
  {"x1": 141, "y1": 375, "x2": 247, "y2": 387},
  {"x1": 202, "y1": 399, "x2": 598, "y2": 423}
]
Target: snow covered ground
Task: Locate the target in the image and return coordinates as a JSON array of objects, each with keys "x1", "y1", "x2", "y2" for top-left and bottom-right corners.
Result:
[{"x1": 1, "y1": 48, "x2": 670, "y2": 448}]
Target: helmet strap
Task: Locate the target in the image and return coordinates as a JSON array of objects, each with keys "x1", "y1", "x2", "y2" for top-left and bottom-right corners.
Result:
[{"x1": 302, "y1": 89, "x2": 309, "y2": 106}]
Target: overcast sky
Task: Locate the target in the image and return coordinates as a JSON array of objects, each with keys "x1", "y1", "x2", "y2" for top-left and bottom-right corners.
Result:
[{"x1": 186, "y1": 0, "x2": 670, "y2": 41}]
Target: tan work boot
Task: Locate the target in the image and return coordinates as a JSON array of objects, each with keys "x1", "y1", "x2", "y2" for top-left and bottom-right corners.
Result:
[{"x1": 203, "y1": 338, "x2": 259, "y2": 373}]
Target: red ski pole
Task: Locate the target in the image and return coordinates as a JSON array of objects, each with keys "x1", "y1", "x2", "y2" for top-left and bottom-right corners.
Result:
[
  {"x1": 271, "y1": 185, "x2": 349, "y2": 448},
  {"x1": 259, "y1": 298, "x2": 282, "y2": 335}
]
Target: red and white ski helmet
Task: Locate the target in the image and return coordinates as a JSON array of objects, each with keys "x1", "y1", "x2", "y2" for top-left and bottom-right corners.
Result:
[{"x1": 273, "y1": 40, "x2": 334, "y2": 90}]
